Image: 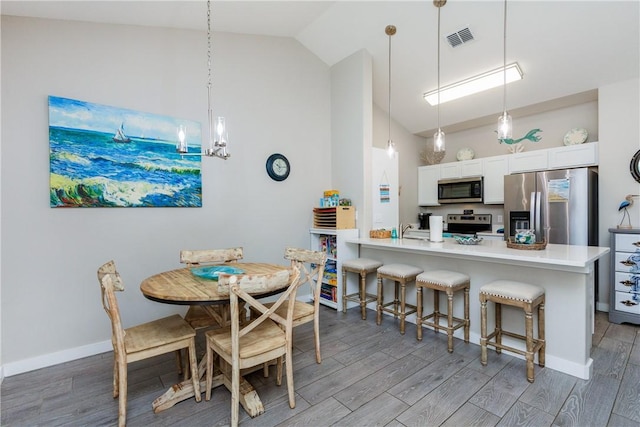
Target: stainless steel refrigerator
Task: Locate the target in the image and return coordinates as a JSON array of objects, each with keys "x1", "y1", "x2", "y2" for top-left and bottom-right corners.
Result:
[{"x1": 503, "y1": 167, "x2": 598, "y2": 245}]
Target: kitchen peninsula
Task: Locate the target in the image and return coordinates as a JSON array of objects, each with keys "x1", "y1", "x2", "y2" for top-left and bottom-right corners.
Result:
[{"x1": 345, "y1": 236, "x2": 609, "y2": 380}]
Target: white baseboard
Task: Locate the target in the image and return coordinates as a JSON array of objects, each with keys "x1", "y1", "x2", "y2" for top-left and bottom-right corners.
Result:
[{"x1": 2, "y1": 340, "x2": 112, "y2": 377}]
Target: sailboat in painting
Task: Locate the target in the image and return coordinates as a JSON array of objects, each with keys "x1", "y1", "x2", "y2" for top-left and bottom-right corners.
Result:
[{"x1": 112, "y1": 122, "x2": 131, "y2": 143}]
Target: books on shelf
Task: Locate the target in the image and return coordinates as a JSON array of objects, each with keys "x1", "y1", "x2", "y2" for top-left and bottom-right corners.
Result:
[
  {"x1": 319, "y1": 235, "x2": 337, "y2": 258},
  {"x1": 320, "y1": 283, "x2": 337, "y2": 302}
]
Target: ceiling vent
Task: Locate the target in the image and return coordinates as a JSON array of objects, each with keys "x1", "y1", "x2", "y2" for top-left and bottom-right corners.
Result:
[{"x1": 446, "y1": 27, "x2": 474, "y2": 48}]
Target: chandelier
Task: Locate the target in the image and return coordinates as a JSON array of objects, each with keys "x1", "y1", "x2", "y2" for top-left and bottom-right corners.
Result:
[{"x1": 177, "y1": 0, "x2": 230, "y2": 159}]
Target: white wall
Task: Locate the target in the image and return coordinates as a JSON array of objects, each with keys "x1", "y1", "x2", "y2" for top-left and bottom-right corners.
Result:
[
  {"x1": 372, "y1": 104, "x2": 426, "y2": 227},
  {"x1": 330, "y1": 49, "x2": 372, "y2": 232},
  {"x1": 598, "y1": 78, "x2": 640, "y2": 310},
  {"x1": 0, "y1": 16, "x2": 331, "y2": 373}
]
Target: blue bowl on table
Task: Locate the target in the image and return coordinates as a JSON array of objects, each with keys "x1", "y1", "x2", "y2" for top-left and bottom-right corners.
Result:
[{"x1": 190, "y1": 265, "x2": 245, "y2": 281}]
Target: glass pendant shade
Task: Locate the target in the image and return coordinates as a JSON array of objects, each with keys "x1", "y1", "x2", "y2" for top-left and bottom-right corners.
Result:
[
  {"x1": 497, "y1": 110, "x2": 512, "y2": 139},
  {"x1": 387, "y1": 140, "x2": 396, "y2": 157},
  {"x1": 434, "y1": 129, "x2": 445, "y2": 152},
  {"x1": 214, "y1": 116, "x2": 227, "y2": 145},
  {"x1": 177, "y1": 125, "x2": 188, "y2": 153}
]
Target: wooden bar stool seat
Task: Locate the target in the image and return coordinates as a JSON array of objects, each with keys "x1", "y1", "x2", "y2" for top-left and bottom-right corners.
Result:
[
  {"x1": 342, "y1": 258, "x2": 383, "y2": 320},
  {"x1": 416, "y1": 270, "x2": 470, "y2": 353},
  {"x1": 479, "y1": 280, "x2": 546, "y2": 383},
  {"x1": 376, "y1": 263, "x2": 423, "y2": 334}
]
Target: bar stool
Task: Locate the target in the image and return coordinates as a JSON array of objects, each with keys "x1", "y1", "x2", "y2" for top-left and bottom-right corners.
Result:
[
  {"x1": 342, "y1": 258, "x2": 383, "y2": 320},
  {"x1": 376, "y1": 264, "x2": 423, "y2": 334},
  {"x1": 416, "y1": 270, "x2": 470, "y2": 353},
  {"x1": 479, "y1": 280, "x2": 546, "y2": 383}
]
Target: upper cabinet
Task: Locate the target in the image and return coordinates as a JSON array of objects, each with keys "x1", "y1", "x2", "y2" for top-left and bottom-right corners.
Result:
[
  {"x1": 417, "y1": 142, "x2": 599, "y2": 206},
  {"x1": 483, "y1": 155, "x2": 510, "y2": 204},
  {"x1": 508, "y1": 150, "x2": 549, "y2": 173},
  {"x1": 547, "y1": 143, "x2": 599, "y2": 170},
  {"x1": 418, "y1": 165, "x2": 441, "y2": 206},
  {"x1": 440, "y1": 159, "x2": 483, "y2": 179}
]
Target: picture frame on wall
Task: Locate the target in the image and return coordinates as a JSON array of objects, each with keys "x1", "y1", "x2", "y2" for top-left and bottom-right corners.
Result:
[{"x1": 48, "y1": 96, "x2": 202, "y2": 208}]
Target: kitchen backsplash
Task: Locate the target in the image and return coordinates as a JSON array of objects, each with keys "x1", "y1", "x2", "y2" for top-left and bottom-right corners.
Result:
[{"x1": 418, "y1": 204, "x2": 505, "y2": 233}]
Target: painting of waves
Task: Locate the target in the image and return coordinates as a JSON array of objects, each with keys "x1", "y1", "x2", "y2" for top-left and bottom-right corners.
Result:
[{"x1": 49, "y1": 96, "x2": 202, "y2": 207}]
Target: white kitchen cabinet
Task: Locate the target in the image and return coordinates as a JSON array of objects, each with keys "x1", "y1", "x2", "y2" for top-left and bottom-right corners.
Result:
[
  {"x1": 482, "y1": 155, "x2": 509, "y2": 204},
  {"x1": 440, "y1": 159, "x2": 483, "y2": 179},
  {"x1": 609, "y1": 228, "x2": 640, "y2": 325},
  {"x1": 509, "y1": 150, "x2": 549, "y2": 173},
  {"x1": 548, "y1": 142, "x2": 598, "y2": 170},
  {"x1": 418, "y1": 164, "x2": 441, "y2": 206},
  {"x1": 416, "y1": 142, "x2": 599, "y2": 207},
  {"x1": 309, "y1": 228, "x2": 359, "y2": 310}
]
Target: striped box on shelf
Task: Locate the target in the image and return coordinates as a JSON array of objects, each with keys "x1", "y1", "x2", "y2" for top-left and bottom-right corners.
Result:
[{"x1": 313, "y1": 206, "x2": 355, "y2": 229}]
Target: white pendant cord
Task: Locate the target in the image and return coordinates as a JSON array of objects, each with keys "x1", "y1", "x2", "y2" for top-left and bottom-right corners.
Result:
[{"x1": 502, "y1": 0, "x2": 507, "y2": 115}]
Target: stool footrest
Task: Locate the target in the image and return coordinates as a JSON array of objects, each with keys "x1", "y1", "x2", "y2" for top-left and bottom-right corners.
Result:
[
  {"x1": 485, "y1": 330, "x2": 545, "y2": 359},
  {"x1": 379, "y1": 302, "x2": 417, "y2": 317},
  {"x1": 344, "y1": 292, "x2": 377, "y2": 304},
  {"x1": 419, "y1": 315, "x2": 467, "y2": 332}
]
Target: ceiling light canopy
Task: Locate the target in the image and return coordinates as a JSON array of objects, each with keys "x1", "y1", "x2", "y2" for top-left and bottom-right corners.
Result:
[{"x1": 424, "y1": 62, "x2": 522, "y2": 106}]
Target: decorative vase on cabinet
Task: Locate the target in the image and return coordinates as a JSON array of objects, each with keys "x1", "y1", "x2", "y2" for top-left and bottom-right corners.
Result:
[{"x1": 309, "y1": 228, "x2": 359, "y2": 310}]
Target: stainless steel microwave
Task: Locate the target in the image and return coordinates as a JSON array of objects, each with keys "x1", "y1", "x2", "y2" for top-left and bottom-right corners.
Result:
[{"x1": 437, "y1": 177, "x2": 483, "y2": 204}]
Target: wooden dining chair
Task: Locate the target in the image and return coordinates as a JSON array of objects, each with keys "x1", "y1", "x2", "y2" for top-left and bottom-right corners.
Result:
[
  {"x1": 97, "y1": 261, "x2": 201, "y2": 427},
  {"x1": 258, "y1": 247, "x2": 327, "y2": 363},
  {"x1": 180, "y1": 247, "x2": 244, "y2": 329},
  {"x1": 205, "y1": 267, "x2": 302, "y2": 427}
]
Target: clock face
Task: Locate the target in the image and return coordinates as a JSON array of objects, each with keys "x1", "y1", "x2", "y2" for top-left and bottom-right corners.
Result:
[{"x1": 266, "y1": 154, "x2": 290, "y2": 181}]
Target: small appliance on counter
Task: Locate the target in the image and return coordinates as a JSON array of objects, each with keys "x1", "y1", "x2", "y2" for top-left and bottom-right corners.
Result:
[{"x1": 418, "y1": 212, "x2": 432, "y2": 230}]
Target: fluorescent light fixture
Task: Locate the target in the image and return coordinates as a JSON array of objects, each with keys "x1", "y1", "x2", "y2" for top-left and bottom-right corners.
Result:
[{"x1": 424, "y1": 62, "x2": 522, "y2": 106}]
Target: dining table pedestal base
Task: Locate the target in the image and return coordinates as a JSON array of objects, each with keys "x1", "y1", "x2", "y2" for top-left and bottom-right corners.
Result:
[{"x1": 151, "y1": 358, "x2": 266, "y2": 418}]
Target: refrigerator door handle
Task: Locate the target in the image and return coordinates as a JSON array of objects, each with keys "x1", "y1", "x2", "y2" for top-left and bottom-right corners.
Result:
[
  {"x1": 529, "y1": 192, "x2": 536, "y2": 230},
  {"x1": 535, "y1": 192, "x2": 542, "y2": 240}
]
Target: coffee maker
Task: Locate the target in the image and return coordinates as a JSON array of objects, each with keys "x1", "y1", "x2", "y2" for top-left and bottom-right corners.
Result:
[{"x1": 418, "y1": 212, "x2": 432, "y2": 230}]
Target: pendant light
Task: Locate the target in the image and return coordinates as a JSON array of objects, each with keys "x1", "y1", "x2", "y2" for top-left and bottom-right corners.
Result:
[
  {"x1": 497, "y1": 0, "x2": 512, "y2": 140},
  {"x1": 386, "y1": 25, "x2": 397, "y2": 158},
  {"x1": 433, "y1": 0, "x2": 446, "y2": 153},
  {"x1": 177, "y1": 0, "x2": 230, "y2": 159}
]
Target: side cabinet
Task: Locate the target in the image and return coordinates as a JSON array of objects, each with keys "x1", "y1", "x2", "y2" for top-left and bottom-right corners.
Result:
[
  {"x1": 418, "y1": 165, "x2": 441, "y2": 206},
  {"x1": 609, "y1": 228, "x2": 640, "y2": 325},
  {"x1": 309, "y1": 228, "x2": 359, "y2": 310}
]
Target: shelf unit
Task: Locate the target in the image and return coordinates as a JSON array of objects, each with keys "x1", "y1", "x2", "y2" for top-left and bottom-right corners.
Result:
[
  {"x1": 309, "y1": 228, "x2": 359, "y2": 310},
  {"x1": 609, "y1": 228, "x2": 640, "y2": 325}
]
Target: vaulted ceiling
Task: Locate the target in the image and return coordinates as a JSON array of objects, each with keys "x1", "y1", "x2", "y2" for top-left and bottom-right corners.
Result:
[{"x1": 3, "y1": 1, "x2": 638, "y2": 136}]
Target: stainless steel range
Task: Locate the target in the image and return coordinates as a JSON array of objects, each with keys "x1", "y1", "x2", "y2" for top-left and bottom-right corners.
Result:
[{"x1": 446, "y1": 214, "x2": 492, "y2": 235}]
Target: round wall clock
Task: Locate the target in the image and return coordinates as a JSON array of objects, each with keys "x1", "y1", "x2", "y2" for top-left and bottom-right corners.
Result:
[
  {"x1": 630, "y1": 149, "x2": 640, "y2": 183},
  {"x1": 266, "y1": 153, "x2": 290, "y2": 181}
]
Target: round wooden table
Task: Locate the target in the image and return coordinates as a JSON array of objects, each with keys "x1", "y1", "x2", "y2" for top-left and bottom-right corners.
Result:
[
  {"x1": 140, "y1": 262, "x2": 292, "y2": 416},
  {"x1": 141, "y1": 262, "x2": 291, "y2": 305}
]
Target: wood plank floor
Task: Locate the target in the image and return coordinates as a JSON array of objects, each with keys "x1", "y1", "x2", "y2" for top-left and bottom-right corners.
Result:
[{"x1": 2, "y1": 308, "x2": 639, "y2": 426}]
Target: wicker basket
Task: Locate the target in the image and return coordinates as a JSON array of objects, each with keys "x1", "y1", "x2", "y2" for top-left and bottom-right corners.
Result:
[
  {"x1": 507, "y1": 238, "x2": 547, "y2": 250},
  {"x1": 370, "y1": 229, "x2": 392, "y2": 239}
]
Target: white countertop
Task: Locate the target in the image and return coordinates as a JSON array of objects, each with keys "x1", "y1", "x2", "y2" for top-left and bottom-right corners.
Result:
[{"x1": 347, "y1": 237, "x2": 609, "y2": 272}]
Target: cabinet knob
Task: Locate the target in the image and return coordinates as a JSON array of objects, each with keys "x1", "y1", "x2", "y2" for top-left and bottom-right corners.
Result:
[
  {"x1": 632, "y1": 242, "x2": 640, "y2": 247},
  {"x1": 620, "y1": 280, "x2": 635, "y2": 286},
  {"x1": 620, "y1": 260, "x2": 637, "y2": 267},
  {"x1": 621, "y1": 300, "x2": 639, "y2": 307}
]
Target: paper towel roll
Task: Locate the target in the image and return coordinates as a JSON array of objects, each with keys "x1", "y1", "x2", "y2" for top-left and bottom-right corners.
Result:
[{"x1": 429, "y1": 216, "x2": 443, "y2": 242}]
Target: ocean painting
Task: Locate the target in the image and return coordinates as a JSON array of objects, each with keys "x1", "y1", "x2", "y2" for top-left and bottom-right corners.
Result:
[{"x1": 49, "y1": 95, "x2": 202, "y2": 208}]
